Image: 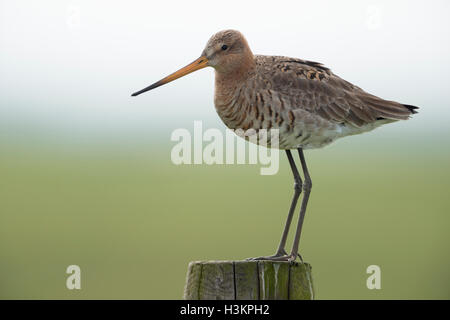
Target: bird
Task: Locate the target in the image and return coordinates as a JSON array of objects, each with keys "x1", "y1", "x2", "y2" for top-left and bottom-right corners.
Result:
[{"x1": 131, "y1": 29, "x2": 418, "y2": 262}]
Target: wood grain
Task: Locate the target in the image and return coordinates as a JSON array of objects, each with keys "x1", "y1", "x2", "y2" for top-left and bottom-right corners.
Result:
[{"x1": 183, "y1": 260, "x2": 314, "y2": 300}]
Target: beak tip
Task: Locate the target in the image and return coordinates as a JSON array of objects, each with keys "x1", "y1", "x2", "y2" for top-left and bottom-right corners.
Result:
[{"x1": 131, "y1": 89, "x2": 145, "y2": 97}]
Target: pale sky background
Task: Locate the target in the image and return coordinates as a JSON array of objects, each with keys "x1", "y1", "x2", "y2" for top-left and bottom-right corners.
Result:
[{"x1": 0, "y1": 0, "x2": 449, "y2": 144}]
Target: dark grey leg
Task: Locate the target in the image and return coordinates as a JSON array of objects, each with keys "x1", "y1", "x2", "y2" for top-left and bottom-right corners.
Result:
[
  {"x1": 246, "y1": 149, "x2": 303, "y2": 261},
  {"x1": 275, "y1": 150, "x2": 302, "y2": 255},
  {"x1": 288, "y1": 148, "x2": 312, "y2": 262}
]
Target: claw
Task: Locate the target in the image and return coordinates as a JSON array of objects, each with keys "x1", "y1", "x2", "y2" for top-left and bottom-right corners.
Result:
[
  {"x1": 246, "y1": 253, "x2": 294, "y2": 262},
  {"x1": 246, "y1": 249, "x2": 288, "y2": 261},
  {"x1": 246, "y1": 250, "x2": 303, "y2": 263}
]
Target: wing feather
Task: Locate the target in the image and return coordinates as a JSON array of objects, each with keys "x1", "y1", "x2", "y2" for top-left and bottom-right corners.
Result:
[{"x1": 255, "y1": 55, "x2": 417, "y2": 127}]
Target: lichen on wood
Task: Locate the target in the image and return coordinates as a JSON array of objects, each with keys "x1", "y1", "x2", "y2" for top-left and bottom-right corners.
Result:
[{"x1": 183, "y1": 260, "x2": 314, "y2": 300}]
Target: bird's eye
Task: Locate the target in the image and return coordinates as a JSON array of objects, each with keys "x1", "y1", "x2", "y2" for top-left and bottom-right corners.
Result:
[{"x1": 221, "y1": 44, "x2": 228, "y2": 51}]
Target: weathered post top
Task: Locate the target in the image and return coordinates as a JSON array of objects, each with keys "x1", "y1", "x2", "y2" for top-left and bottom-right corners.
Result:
[{"x1": 183, "y1": 260, "x2": 314, "y2": 300}]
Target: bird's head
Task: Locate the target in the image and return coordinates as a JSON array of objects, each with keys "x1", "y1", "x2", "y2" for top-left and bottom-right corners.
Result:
[
  {"x1": 202, "y1": 29, "x2": 254, "y2": 73},
  {"x1": 131, "y1": 30, "x2": 254, "y2": 97}
]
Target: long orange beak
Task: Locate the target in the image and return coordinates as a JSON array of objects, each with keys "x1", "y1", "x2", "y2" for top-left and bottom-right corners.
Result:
[{"x1": 131, "y1": 56, "x2": 208, "y2": 96}]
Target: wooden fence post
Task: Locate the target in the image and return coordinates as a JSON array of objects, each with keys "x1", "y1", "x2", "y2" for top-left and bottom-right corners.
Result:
[{"x1": 183, "y1": 260, "x2": 314, "y2": 300}]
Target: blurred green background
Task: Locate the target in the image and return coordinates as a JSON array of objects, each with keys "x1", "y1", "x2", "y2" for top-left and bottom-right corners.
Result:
[
  {"x1": 1, "y1": 125, "x2": 449, "y2": 299},
  {"x1": 1, "y1": 0, "x2": 450, "y2": 300}
]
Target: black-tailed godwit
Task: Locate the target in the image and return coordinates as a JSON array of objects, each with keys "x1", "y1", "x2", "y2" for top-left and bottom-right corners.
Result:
[{"x1": 132, "y1": 30, "x2": 418, "y2": 262}]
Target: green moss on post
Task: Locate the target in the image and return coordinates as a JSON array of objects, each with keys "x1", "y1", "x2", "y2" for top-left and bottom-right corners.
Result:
[
  {"x1": 289, "y1": 262, "x2": 315, "y2": 300},
  {"x1": 258, "y1": 261, "x2": 290, "y2": 299},
  {"x1": 183, "y1": 260, "x2": 314, "y2": 300}
]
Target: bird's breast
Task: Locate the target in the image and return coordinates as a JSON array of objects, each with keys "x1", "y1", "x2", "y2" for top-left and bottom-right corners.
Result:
[{"x1": 214, "y1": 84, "x2": 252, "y2": 130}]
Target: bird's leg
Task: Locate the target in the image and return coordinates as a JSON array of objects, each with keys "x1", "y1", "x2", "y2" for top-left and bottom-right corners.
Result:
[
  {"x1": 287, "y1": 148, "x2": 312, "y2": 262},
  {"x1": 246, "y1": 150, "x2": 302, "y2": 261},
  {"x1": 275, "y1": 150, "x2": 303, "y2": 255}
]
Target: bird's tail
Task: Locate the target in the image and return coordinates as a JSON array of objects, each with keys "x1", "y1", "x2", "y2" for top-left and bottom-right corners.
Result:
[
  {"x1": 403, "y1": 104, "x2": 419, "y2": 114},
  {"x1": 357, "y1": 91, "x2": 419, "y2": 122}
]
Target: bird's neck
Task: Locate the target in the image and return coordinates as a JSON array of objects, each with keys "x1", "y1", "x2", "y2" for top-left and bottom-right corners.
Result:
[{"x1": 214, "y1": 54, "x2": 256, "y2": 100}]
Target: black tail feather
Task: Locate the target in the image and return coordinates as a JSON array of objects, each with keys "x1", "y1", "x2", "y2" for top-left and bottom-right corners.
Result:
[{"x1": 403, "y1": 104, "x2": 419, "y2": 114}]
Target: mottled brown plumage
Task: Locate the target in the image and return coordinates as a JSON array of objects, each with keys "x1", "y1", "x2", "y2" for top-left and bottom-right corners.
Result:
[
  {"x1": 207, "y1": 30, "x2": 417, "y2": 149},
  {"x1": 132, "y1": 29, "x2": 417, "y2": 150},
  {"x1": 131, "y1": 29, "x2": 418, "y2": 262}
]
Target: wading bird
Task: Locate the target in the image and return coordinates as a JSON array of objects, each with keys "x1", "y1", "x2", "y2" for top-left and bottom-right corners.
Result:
[{"x1": 132, "y1": 30, "x2": 418, "y2": 262}]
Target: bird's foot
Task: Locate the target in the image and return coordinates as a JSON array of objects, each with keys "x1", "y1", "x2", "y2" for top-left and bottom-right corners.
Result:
[
  {"x1": 246, "y1": 249, "x2": 287, "y2": 261},
  {"x1": 246, "y1": 250, "x2": 303, "y2": 263}
]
